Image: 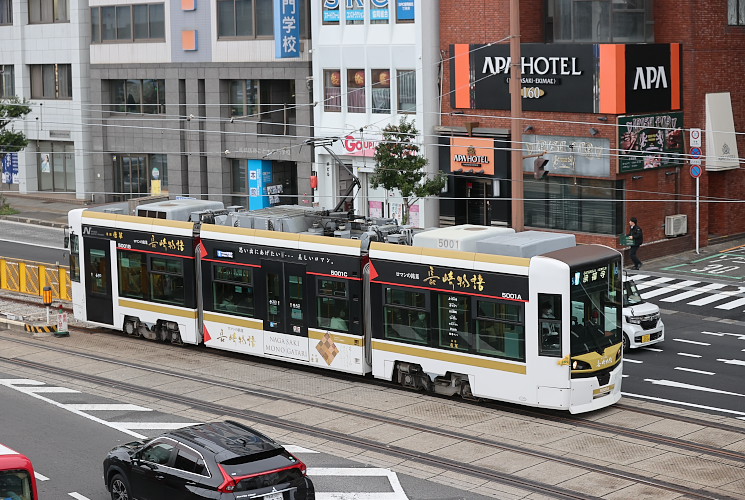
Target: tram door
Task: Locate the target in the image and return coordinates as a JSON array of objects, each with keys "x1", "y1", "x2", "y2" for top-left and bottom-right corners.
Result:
[
  {"x1": 84, "y1": 237, "x2": 113, "y2": 325},
  {"x1": 263, "y1": 260, "x2": 307, "y2": 337}
]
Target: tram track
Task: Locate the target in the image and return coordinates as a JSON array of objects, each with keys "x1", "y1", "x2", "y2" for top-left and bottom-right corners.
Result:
[{"x1": 0, "y1": 330, "x2": 741, "y2": 500}]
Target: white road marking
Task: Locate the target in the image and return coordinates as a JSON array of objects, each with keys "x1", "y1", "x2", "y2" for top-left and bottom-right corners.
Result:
[
  {"x1": 688, "y1": 287, "x2": 745, "y2": 306},
  {"x1": 673, "y1": 339, "x2": 710, "y2": 346},
  {"x1": 623, "y1": 392, "x2": 745, "y2": 417},
  {"x1": 640, "y1": 280, "x2": 700, "y2": 299},
  {"x1": 34, "y1": 472, "x2": 49, "y2": 481},
  {"x1": 642, "y1": 347, "x2": 663, "y2": 352},
  {"x1": 68, "y1": 493, "x2": 91, "y2": 500},
  {"x1": 715, "y1": 297, "x2": 745, "y2": 310},
  {"x1": 701, "y1": 331, "x2": 745, "y2": 340},
  {"x1": 307, "y1": 468, "x2": 408, "y2": 500},
  {"x1": 635, "y1": 277, "x2": 675, "y2": 291},
  {"x1": 674, "y1": 367, "x2": 714, "y2": 375},
  {"x1": 623, "y1": 358, "x2": 642, "y2": 363},
  {"x1": 677, "y1": 353, "x2": 701, "y2": 358},
  {"x1": 109, "y1": 422, "x2": 198, "y2": 430},
  {"x1": 64, "y1": 404, "x2": 152, "y2": 412},
  {"x1": 717, "y1": 358, "x2": 745, "y2": 366},
  {"x1": 23, "y1": 387, "x2": 80, "y2": 394},
  {"x1": 0, "y1": 379, "x2": 46, "y2": 385},
  {"x1": 643, "y1": 379, "x2": 745, "y2": 397},
  {"x1": 284, "y1": 445, "x2": 319, "y2": 454},
  {"x1": 660, "y1": 283, "x2": 726, "y2": 302}
]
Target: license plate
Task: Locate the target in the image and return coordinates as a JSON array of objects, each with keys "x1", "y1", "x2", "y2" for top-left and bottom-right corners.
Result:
[
  {"x1": 642, "y1": 334, "x2": 650, "y2": 343},
  {"x1": 264, "y1": 493, "x2": 282, "y2": 500}
]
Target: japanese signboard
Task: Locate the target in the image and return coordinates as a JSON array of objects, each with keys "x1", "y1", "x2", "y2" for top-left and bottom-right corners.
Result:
[
  {"x1": 1, "y1": 153, "x2": 18, "y2": 184},
  {"x1": 82, "y1": 226, "x2": 193, "y2": 257},
  {"x1": 618, "y1": 112, "x2": 685, "y2": 173},
  {"x1": 275, "y1": 0, "x2": 300, "y2": 58}
]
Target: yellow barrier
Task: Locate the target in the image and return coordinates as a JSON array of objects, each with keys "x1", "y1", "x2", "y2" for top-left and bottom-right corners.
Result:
[{"x1": 0, "y1": 257, "x2": 71, "y2": 302}]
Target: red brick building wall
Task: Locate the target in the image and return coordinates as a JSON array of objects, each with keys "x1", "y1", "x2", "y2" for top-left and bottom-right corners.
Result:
[{"x1": 439, "y1": 0, "x2": 745, "y2": 257}]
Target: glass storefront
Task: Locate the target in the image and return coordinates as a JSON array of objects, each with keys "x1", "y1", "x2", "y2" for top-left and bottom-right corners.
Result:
[{"x1": 37, "y1": 141, "x2": 75, "y2": 192}]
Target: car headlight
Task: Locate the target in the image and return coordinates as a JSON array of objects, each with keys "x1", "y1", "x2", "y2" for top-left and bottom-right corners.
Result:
[
  {"x1": 571, "y1": 359, "x2": 592, "y2": 370},
  {"x1": 625, "y1": 315, "x2": 641, "y2": 324}
]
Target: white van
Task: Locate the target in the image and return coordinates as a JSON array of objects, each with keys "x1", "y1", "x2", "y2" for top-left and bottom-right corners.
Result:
[{"x1": 622, "y1": 275, "x2": 664, "y2": 351}]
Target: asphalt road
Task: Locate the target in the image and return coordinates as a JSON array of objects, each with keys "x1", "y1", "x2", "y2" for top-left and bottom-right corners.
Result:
[{"x1": 0, "y1": 221, "x2": 69, "y2": 266}]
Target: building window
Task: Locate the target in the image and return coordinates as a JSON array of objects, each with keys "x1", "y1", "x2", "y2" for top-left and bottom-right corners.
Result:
[
  {"x1": 370, "y1": 0, "x2": 389, "y2": 24},
  {"x1": 0, "y1": 65, "x2": 14, "y2": 98},
  {"x1": 231, "y1": 159, "x2": 247, "y2": 193},
  {"x1": 114, "y1": 153, "x2": 167, "y2": 199},
  {"x1": 30, "y1": 64, "x2": 72, "y2": 100},
  {"x1": 108, "y1": 79, "x2": 166, "y2": 114},
  {"x1": 217, "y1": 0, "x2": 273, "y2": 38},
  {"x1": 347, "y1": 69, "x2": 366, "y2": 113},
  {"x1": 91, "y1": 4, "x2": 165, "y2": 43},
  {"x1": 28, "y1": 0, "x2": 68, "y2": 23},
  {"x1": 729, "y1": 0, "x2": 745, "y2": 25},
  {"x1": 0, "y1": 0, "x2": 12, "y2": 25},
  {"x1": 322, "y1": 0, "x2": 340, "y2": 25},
  {"x1": 226, "y1": 79, "x2": 296, "y2": 135},
  {"x1": 525, "y1": 177, "x2": 623, "y2": 235},
  {"x1": 396, "y1": 69, "x2": 416, "y2": 113},
  {"x1": 37, "y1": 142, "x2": 76, "y2": 192},
  {"x1": 323, "y1": 70, "x2": 342, "y2": 112},
  {"x1": 395, "y1": 0, "x2": 414, "y2": 23},
  {"x1": 346, "y1": 0, "x2": 364, "y2": 25},
  {"x1": 371, "y1": 69, "x2": 391, "y2": 114},
  {"x1": 548, "y1": 0, "x2": 653, "y2": 43}
]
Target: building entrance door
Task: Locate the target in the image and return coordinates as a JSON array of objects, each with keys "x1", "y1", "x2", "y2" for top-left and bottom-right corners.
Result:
[{"x1": 466, "y1": 179, "x2": 492, "y2": 226}]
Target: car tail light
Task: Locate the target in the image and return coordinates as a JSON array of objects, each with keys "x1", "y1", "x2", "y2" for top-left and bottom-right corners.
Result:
[
  {"x1": 228, "y1": 463, "x2": 307, "y2": 492},
  {"x1": 290, "y1": 455, "x2": 307, "y2": 476},
  {"x1": 217, "y1": 464, "x2": 236, "y2": 493}
]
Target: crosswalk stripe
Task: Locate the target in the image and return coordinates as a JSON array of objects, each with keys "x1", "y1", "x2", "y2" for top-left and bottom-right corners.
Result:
[
  {"x1": 64, "y1": 404, "x2": 153, "y2": 411},
  {"x1": 110, "y1": 422, "x2": 198, "y2": 430},
  {"x1": 688, "y1": 287, "x2": 745, "y2": 306},
  {"x1": 660, "y1": 282, "x2": 726, "y2": 302},
  {"x1": 634, "y1": 277, "x2": 676, "y2": 290},
  {"x1": 640, "y1": 280, "x2": 700, "y2": 299},
  {"x1": 715, "y1": 296, "x2": 745, "y2": 310}
]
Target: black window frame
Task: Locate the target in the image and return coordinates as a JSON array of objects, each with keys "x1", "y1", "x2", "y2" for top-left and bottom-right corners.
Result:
[
  {"x1": 730, "y1": 0, "x2": 745, "y2": 25},
  {"x1": 211, "y1": 263, "x2": 256, "y2": 317},
  {"x1": 316, "y1": 278, "x2": 349, "y2": 332},
  {"x1": 108, "y1": 78, "x2": 166, "y2": 114},
  {"x1": 29, "y1": 64, "x2": 73, "y2": 100},
  {"x1": 28, "y1": 0, "x2": 69, "y2": 24},
  {"x1": 216, "y1": 0, "x2": 274, "y2": 39},
  {"x1": 0, "y1": 65, "x2": 14, "y2": 98},
  {"x1": 547, "y1": 0, "x2": 654, "y2": 43},
  {"x1": 91, "y1": 3, "x2": 166, "y2": 43}
]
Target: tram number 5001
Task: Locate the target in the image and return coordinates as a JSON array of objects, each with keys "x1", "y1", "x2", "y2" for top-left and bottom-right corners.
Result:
[{"x1": 437, "y1": 239, "x2": 459, "y2": 249}]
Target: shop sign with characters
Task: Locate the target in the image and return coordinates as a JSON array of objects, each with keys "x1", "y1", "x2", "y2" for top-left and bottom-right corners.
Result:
[{"x1": 618, "y1": 112, "x2": 684, "y2": 173}]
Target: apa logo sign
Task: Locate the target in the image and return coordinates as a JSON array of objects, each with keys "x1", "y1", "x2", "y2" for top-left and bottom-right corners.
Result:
[{"x1": 633, "y1": 66, "x2": 668, "y2": 90}]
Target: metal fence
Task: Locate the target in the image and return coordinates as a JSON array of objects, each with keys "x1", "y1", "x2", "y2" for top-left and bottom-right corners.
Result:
[{"x1": 0, "y1": 258, "x2": 71, "y2": 301}]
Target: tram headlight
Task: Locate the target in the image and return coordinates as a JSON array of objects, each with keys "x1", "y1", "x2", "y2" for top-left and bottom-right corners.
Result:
[{"x1": 571, "y1": 359, "x2": 592, "y2": 370}]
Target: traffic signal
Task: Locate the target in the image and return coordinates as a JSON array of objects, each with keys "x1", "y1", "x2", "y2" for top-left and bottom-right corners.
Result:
[{"x1": 534, "y1": 157, "x2": 549, "y2": 179}]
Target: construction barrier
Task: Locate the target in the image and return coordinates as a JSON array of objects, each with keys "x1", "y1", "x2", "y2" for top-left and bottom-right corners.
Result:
[{"x1": 0, "y1": 258, "x2": 71, "y2": 302}]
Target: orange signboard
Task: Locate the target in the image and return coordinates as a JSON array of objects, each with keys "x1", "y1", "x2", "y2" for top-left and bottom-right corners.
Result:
[{"x1": 450, "y1": 137, "x2": 495, "y2": 175}]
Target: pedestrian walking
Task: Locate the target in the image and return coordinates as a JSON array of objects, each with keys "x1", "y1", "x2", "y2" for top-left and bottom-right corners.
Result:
[{"x1": 627, "y1": 217, "x2": 643, "y2": 270}]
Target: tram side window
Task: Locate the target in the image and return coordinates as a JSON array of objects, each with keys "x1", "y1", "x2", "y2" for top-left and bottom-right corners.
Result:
[
  {"x1": 118, "y1": 250, "x2": 147, "y2": 299},
  {"x1": 69, "y1": 234, "x2": 80, "y2": 282},
  {"x1": 317, "y1": 279, "x2": 349, "y2": 332},
  {"x1": 383, "y1": 288, "x2": 428, "y2": 345},
  {"x1": 89, "y1": 248, "x2": 109, "y2": 295},
  {"x1": 538, "y1": 293, "x2": 562, "y2": 357},
  {"x1": 150, "y1": 256, "x2": 184, "y2": 305},
  {"x1": 213, "y1": 264, "x2": 254, "y2": 317},
  {"x1": 437, "y1": 294, "x2": 470, "y2": 351},
  {"x1": 475, "y1": 300, "x2": 525, "y2": 361}
]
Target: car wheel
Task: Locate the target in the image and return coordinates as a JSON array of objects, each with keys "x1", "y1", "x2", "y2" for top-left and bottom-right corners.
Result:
[
  {"x1": 622, "y1": 334, "x2": 630, "y2": 353},
  {"x1": 110, "y1": 473, "x2": 131, "y2": 500}
]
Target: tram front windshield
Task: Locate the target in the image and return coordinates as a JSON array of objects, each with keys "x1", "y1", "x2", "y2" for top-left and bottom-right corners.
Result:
[{"x1": 569, "y1": 260, "x2": 622, "y2": 356}]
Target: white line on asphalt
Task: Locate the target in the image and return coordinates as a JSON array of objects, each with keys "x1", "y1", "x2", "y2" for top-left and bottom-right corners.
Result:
[
  {"x1": 642, "y1": 347, "x2": 663, "y2": 352},
  {"x1": 34, "y1": 472, "x2": 49, "y2": 481},
  {"x1": 63, "y1": 404, "x2": 153, "y2": 411},
  {"x1": 717, "y1": 358, "x2": 745, "y2": 366},
  {"x1": 0, "y1": 238, "x2": 66, "y2": 251},
  {"x1": 674, "y1": 367, "x2": 715, "y2": 375},
  {"x1": 677, "y1": 353, "x2": 701, "y2": 358},
  {"x1": 0, "y1": 379, "x2": 46, "y2": 385},
  {"x1": 109, "y1": 422, "x2": 198, "y2": 430},
  {"x1": 688, "y1": 287, "x2": 745, "y2": 306},
  {"x1": 307, "y1": 468, "x2": 408, "y2": 500},
  {"x1": 640, "y1": 280, "x2": 700, "y2": 299},
  {"x1": 643, "y1": 379, "x2": 745, "y2": 397},
  {"x1": 635, "y1": 277, "x2": 676, "y2": 291},
  {"x1": 673, "y1": 339, "x2": 710, "y2": 346},
  {"x1": 23, "y1": 387, "x2": 80, "y2": 394},
  {"x1": 68, "y1": 493, "x2": 91, "y2": 500},
  {"x1": 660, "y1": 283, "x2": 726, "y2": 302},
  {"x1": 623, "y1": 358, "x2": 642, "y2": 363},
  {"x1": 622, "y1": 392, "x2": 745, "y2": 417},
  {"x1": 284, "y1": 445, "x2": 319, "y2": 454},
  {"x1": 715, "y1": 297, "x2": 745, "y2": 310}
]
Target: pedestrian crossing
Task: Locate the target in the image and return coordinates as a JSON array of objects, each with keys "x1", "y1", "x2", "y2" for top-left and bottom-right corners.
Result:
[{"x1": 630, "y1": 274, "x2": 745, "y2": 313}]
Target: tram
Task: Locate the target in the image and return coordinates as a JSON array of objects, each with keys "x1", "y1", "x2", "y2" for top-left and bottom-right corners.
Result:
[{"x1": 67, "y1": 198, "x2": 623, "y2": 413}]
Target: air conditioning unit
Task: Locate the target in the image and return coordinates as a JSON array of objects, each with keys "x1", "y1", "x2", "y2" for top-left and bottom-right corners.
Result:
[{"x1": 665, "y1": 214, "x2": 687, "y2": 237}]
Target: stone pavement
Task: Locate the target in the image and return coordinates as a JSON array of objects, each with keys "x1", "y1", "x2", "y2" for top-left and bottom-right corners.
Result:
[{"x1": 2, "y1": 191, "x2": 745, "y2": 275}]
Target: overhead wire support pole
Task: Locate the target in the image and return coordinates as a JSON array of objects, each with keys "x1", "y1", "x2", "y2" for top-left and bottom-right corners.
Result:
[
  {"x1": 509, "y1": 0, "x2": 524, "y2": 231},
  {"x1": 304, "y1": 137, "x2": 361, "y2": 213}
]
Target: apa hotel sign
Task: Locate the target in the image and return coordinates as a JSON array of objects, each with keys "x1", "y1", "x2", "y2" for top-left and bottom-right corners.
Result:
[{"x1": 450, "y1": 43, "x2": 681, "y2": 114}]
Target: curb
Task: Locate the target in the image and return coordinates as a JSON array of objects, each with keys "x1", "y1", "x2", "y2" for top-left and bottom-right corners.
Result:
[{"x1": 0, "y1": 215, "x2": 68, "y2": 229}]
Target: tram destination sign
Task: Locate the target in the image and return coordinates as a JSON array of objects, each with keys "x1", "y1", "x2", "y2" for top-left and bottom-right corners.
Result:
[
  {"x1": 370, "y1": 259, "x2": 529, "y2": 301},
  {"x1": 82, "y1": 225, "x2": 193, "y2": 257}
]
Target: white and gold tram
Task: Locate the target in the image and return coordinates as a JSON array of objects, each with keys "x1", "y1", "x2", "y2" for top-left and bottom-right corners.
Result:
[{"x1": 68, "y1": 199, "x2": 623, "y2": 413}]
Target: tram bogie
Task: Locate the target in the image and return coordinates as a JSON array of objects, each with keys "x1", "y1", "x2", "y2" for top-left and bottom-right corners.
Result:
[{"x1": 67, "y1": 199, "x2": 624, "y2": 414}]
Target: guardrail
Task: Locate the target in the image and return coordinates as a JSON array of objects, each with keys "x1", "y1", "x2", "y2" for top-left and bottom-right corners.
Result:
[{"x1": 0, "y1": 257, "x2": 71, "y2": 302}]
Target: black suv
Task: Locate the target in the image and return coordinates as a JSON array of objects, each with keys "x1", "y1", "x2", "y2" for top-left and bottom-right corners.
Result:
[{"x1": 103, "y1": 420, "x2": 314, "y2": 500}]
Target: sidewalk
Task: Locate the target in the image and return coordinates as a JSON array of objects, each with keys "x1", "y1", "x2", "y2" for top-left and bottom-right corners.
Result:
[{"x1": 2, "y1": 192, "x2": 744, "y2": 275}]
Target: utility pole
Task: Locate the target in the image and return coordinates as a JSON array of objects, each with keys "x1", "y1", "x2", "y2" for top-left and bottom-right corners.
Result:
[{"x1": 509, "y1": 0, "x2": 524, "y2": 231}]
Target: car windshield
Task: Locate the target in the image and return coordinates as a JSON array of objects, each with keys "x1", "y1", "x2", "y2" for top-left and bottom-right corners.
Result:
[
  {"x1": 624, "y1": 280, "x2": 644, "y2": 306},
  {"x1": 0, "y1": 470, "x2": 35, "y2": 500}
]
